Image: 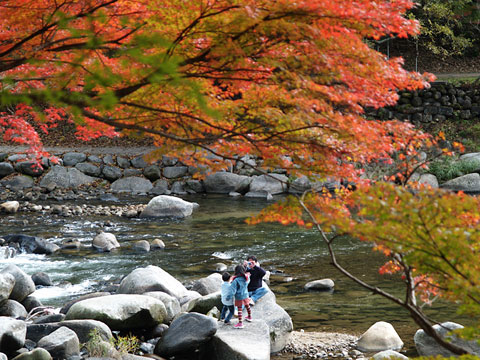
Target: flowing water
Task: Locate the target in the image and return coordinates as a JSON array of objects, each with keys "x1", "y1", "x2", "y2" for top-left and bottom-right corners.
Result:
[{"x1": 0, "y1": 194, "x2": 468, "y2": 356}]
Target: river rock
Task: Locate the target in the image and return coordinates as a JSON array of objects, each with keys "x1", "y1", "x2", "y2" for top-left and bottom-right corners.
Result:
[
  {"x1": 15, "y1": 161, "x2": 43, "y2": 177},
  {"x1": 21, "y1": 296, "x2": 42, "y2": 313},
  {"x1": 131, "y1": 156, "x2": 148, "y2": 168},
  {"x1": 209, "y1": 320, "x2": 270, "y2": 360},
  {"x1": 143, "y1": 292, "x2": 181, "y2": 323},
  {"x1": 37, "y1": 326, "x2": 80, "y2": 360},
  {"x1": 59, "y1": 292, "x2": 111, "y2": 315},
  {"x1": 0, "y1": 273, "x2": 15, "y2": 304},
  {"x1": 75, "y1": 162, "x2": 102, "y2": 177},
  {"x1": 11, "y1": 348, "x2": 52, "y2": 360},
  {"x1": 304, "y1": 279, "x2": 335, "y2": 291},
  {"x1": 186, "y1": 180, "x2": 204, "y2": 193},
  {"x1": 185, "y1": 292, "x2": 222, "y2": 314},
  {"x1": 150, "y1": 180, "x2": 170, "y2": 195},
  {"x1": 31, "y1": 272, "x2": 53, "y2": 287},
  {"x1": 133, "y1": 240, "x2": 150, "y2": 252},
  {"x1": 0, "y1": 300, "x2": 27, "y2": 319},
  {"x1": 0, "y1": 265, "x2": 35, "y2": 303},
  {"x1": 372, "y1": 350, "x2": 408, "y2": 360},
  {"x1": 357, "y1": 321, "x2": 404, "y2": 352},
  {"x1": 0, "y1": 317, "x2": 26, "y2": 353},
  {"x1": 409, "y1": 173, "x2": 439, "y2": 188},
  {"x1": 0, "y1": 163, "x2": 14, "y2": 178},
  {"x1": 110, "y1": 177, "x2": 153, "y2": 194},
  {"x1": 249, "y1": 174, "x2": 288, "y2": 194},
  {"x1": 117, "y1": 265, "x2": 189, "y2": 299},
  {"x1": 39, "y1": 166, "x2": 96, "y2": 189},
  {"x1": 440, "y1": 173, "x2": 480, "y2": 193},
  {"x1": 288, "y1": 176, "x2": 312, "y2": 194},
  {"x1": 163, "y1": 166, "x2": 188, "y2": 179},
  {"x1": 203, "y1": 172, "x2": 251, "y2": 194},
  {"x1": 143, "y1": 165, "x2": 161, "y2": 181},
  {"x1": 150, "y1": 239, "x2": 165, "y2": 250},
  {"x1": 191, "y1": 273, "x2": 222, "y2": 296},
  {"x1": 179, "y1": 290, "x2": 202, "y2": 307},
  {"x1": 63, "y1": 152, "x2": 87, "y2": 167},
  {"x1": 0, "y1": 201, "x2": 19, "y2": 213},
  {"x1": 414, "y1": 321, "x2": 480, "y2": 357},
  {"x1": 154, "y1": 312, "x2": 217, "y2": 357},
  {"x1": 65, "y1": 294, "x2": 166, "y2": 330},
  {"x1": 102, "y1": 166, "x2": 122, "y2": 181},
  {"x1": 140, "y1": 195, "x2": 197, "y2": 218},
  {"x1": 214, "y1": 263, "x2": 227, "y2": 273},
  {"x1": 92, "y1": 232, "x2": 120, "y2": 252},
  {"x1": 27, "y1": 320, "x2": 112, "y2": 343},
  {"x1": 171, "y1": 181, "x2": 187, "y2": 195},
  {"x1": 1, "y1": 175, "x2": 34, "y2": 190},
  {"x1": 31, "y1": 314, "x2": 65, "y2": 325},
  {"x1": 3, "y1": 234, "x2": 57, "y2": 255}
]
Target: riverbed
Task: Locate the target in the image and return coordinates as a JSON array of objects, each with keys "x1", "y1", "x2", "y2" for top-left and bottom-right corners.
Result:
[{"x1": 0, "y1": 194, "x2": 467, "y2": 357}]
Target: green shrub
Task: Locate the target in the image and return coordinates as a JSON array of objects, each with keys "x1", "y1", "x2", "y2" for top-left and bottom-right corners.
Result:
[
  {"x1": 84, "y1": 329, "x2": 111, "y2": 358},
  {"x1": 428, "y1": 157, "x2": 480, "y2": 183},
  {"x1": 112, "y1": 334, "x2": 140, "y2": 354}
]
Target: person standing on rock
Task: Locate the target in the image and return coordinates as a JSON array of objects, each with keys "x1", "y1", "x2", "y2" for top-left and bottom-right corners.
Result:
[
  {"x1": 230, "y1": 264, "x2": 253, "y2": 329},
  {"x1": 220, "y1": 272, "x2": 235, "y2": 324},
  {"x1": 245, "y1": 255, "x2": 267, "y2": 305}
]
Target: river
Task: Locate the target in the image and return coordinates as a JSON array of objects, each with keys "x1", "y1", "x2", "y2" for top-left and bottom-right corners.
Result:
[{"x1": 0, "y1": 194, "x2": 467, "y2": 356}]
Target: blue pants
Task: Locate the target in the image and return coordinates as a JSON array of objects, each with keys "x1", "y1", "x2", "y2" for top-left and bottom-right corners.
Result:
[
  {"x1": 220, "y1": 305, "x2": 234, "y2": 323},
  {"x1": 249, "y1": 287, "x2": 268, "y2": 302}
]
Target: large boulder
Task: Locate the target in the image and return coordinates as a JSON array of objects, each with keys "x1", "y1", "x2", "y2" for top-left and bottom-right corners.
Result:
[
  {"x1": 110, "y1": 177, "x2": 153, "y2": 194},
  {"x1": 1, "y1": 175, "x2": 34, "y2": 190},
  {"x1": 357, "y1": 321, "x2": 404, "y2": 352},
  {"x1": 37, "y1": 326, "x2": 80, "y2": 360},
  {"x1": 251, "y1": 288, "x2": 293, "y2": 353},
  {"x1": 39, "y1": 166, "x2": 96, "y2": 189},
  {"x1": 143, "y1": 292, "x2": 181, "y2": 323},
  {"x1": 117, "y1": 266, "x2": 189, "y2": 300},
  {"x1": 209, "y1": 320, "x2": 270, "y2": 360},
  {"x1": 440, "y1": 173, "x2": 480, "y2": 193},
  {"x1": 0, "y1": 317, "x2": 26, "y2": 354},
  {"x1": 204, "y1": 172, "x2": 251, "y2": 194},
  {"x1": 249, "y1": 174, "x2": 288, "y2": 195},
  {"x1": 65, "y1": 294, "x2": 166, "y2": 330},
  {"x1": 140, "y1": 195, "x2": 197, "y2": 218},
  {"x1": 27, "y1": 319, "x2": 112, "y2": 343},
  {"x1": 92, "y1": 232, "x2": 120, "y2": 252},
  {"x1": 3, "y1": 234, "x2": 57, "y2": 255},
  {"x1": 185, "y1": 292, "x2": 222, "y2": 314},
  {"x1": 11, "y1": 348, "x2": 52, "y2": 360},
  {"x1": 0, "y1": 265, "x2": 35, "y2": 303},
  {"x1": 0, "y1": 300, "x2": 27, "y2": 319},
  {"x1": 154, "y1": 312, "x2": 217, "y2": 358},
  {"x1": 0, "y1": 273, "x2": 15, "y2": 305},
  {"x1": 414, "y1": 322, "x2": 480, "y2": 357},
  {"x1": 191, "y1": 273, "x2": 222, "y2": 296}
]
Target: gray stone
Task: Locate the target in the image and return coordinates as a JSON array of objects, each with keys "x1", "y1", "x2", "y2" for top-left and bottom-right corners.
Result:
[
  {"x1": 171, "y1": 181, "x2": 187, "y2": 195},
  {"x1": 1, "y1": 265, "x2": 35, "y2": 302},
  {"x1": 2, "y1": 234, "x2": 57, "y2": 255},
  {"x1": 123, "y1": 168, "x2": 142, "y2": 177},
  {"x1": 204, "y1": 172, "x2": 251, "y2": 194},
  {"x1": 0, "y1": 153, "x2": 7, "y2": 161},
  {"x1": 103, "y1": 155, "x2": 114, "y2": 165},
  {"x1": 27, "y1": 319, "x2": 112, "y2": 343},
  {"x1": 150, "y1": 239, "x2": 165, "y2": 250},
  {"x1": 117, "y1": 265, "x2": 189, "y2": 300},
  {"x1": 7, "y1": 155, "x2": 27, "y2": 162},
  {"x1": 414, "y1": 322, "x2": 480, "y2": 357},
  {"x1": 163, "y1": 166, "x2": 188, "y2": 179},
  {"x1": 372, "y1": 350, "x2": 409, "y2": 360},
  {"x1": 75, "y1": 163, "x2": 101, "y2": 177},
  {"x1": 15, "y1": 162, "x2": 43, "y2": 177},
  {"x1": 2, "y1": 175, "x2": 34, "y2": 190},
  {"x1": 140, "y1": 195, "x2": 197, "y2": 218},
  {"x1": 31, "y1": 272, "x2": 53, "y2": 287},
  {"x1": 131, "y1": 156, "x2": 148, "y2": 168},
  {"x1": 143, "y1": 165, "x2": 161, "y2": 181},
  {"x1": 210, "y1": 319, "x2": 270, "y2": 360},
  {"x1": 37, "y1": 326, "x2": 79, "y2": 360},
  {"x1": 132, "y1": 240, "x2": 150, "y2": 252},
  {"x1": 11, "y1": 348, "x2": 52, "y2": 360},
  {"x1": 214, "y1": 263, "x2": 227, "y2": 273},
  {"x1": 116, "y1": 157, "x2": 130, "y2": 169},
  {"x1": 110, "y1": 177, "x2": 153, "y2": 194},
  {"x1": 63, "y1": 153, "x2": 86, "y2": 167},
  {"x1": 185, "y1": 180, "x2": 204, "y2": 193},
  {"x1": 162, "y1": 156, "x2": 177, "y2": 166},
  {"x1": 102, "y1": 166, "x2": 122, "y2": 181},
  {"x1": 143, "y1": 292, "x2": 181, "y2": 323},
  {"x1": 39, "y1": 166, "x2": 96, "y2": 189},
  {"x1": 304, "y1": 279, "x2": 335, "y2": 291},
  {"x1": 20, "y1": 296, "x2": 42, "y2": 313},
  {"x1": 191, "y1": 273, "x2": 222, "y2": 296},
  {"x1": 185, "y1": 292, "x2": 222, "y2": 314},
  {"x1": 0, "y1": 273, "x2": 15, "y2": 305},
  {"x1": 0, "y1": 300, "x2": 27, "y2": 319},
  {"x1": 154, "y1": 313, "x2": 217, "y2": 357},
  {"x1": 149, "y1": 180, "x2": 170, "y2": 195},
  {"x1": 59, "y1": 293, "x2": 111, "y2": 315},
  {"x1": 92, "y1": 232, "x2": 120, "y2": 252},
  {"x1": 357, "y1": 321, "x2": 404, "y2": 352},
  {"x1": 440, "y1": 173, "x2": 480, "y2": 193},
  {"x1": 178, "y1": 291, "x2": 202, "y2": 307},
  {"x1": 288, "y1": 176, "x2": 312, "y2": 194},
  {"x1": 65, "y1": 294, "x2": 166, "y2": 331},
  {"x1": 0, "y1": 317, "x2": 26, "y2": 353},
  {"x1": 87, "y1": 155, "x2": 102, "y2": 164},
  {"x1": 249, "y1": 174, "x2": 288, "y2": 195},
  {"x1": 31, "y1": 314, "x2": 65, "y2": 325},
  {"x1": 245, "y1": 190, "x2": 273, "y2": 200},
  {"x1": 0, "y1": 163, "x2": 14, "y2": 178},
  {"x1": 459, "y1": 152, "x2": 480, "y2": 164},
  {"x1": 0, "y1": 201, "x2": 19, "y2": 213}
]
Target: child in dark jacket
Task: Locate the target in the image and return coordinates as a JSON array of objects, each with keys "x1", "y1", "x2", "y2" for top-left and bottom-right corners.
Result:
[{"x1": 229, "y1": 264, "x2": 252, "y2": 329}]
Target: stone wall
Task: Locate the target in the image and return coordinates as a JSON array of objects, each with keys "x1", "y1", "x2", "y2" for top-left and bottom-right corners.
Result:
[{"x1": 367, "y1": 82, "x2": 480, "y2": 124}]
